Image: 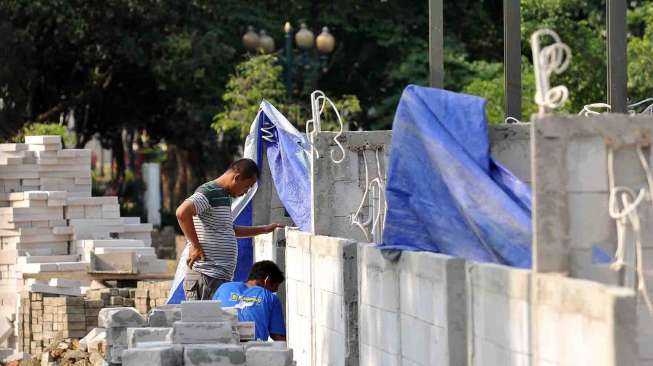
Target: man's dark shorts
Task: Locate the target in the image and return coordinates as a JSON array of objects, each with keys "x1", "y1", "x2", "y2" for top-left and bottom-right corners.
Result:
[{"x1": 183, "y1": 269, "x2": 226, "y2": 300}]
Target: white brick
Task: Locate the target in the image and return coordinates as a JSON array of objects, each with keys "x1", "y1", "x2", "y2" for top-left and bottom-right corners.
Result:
[
  {"x1": 26, "y1": 283, "x2": 81, "y2": 296},
  {"x1": 137, "y1": 255, "x2": 168, "y2": 274},
  {"x1": 181, "y1": 300, "x2": 235, "y2": 322},
  {"x1": 184, "y1": 344, "x2": 246, "y2": 366},
  {"x1": 127, "y1": 327, "x2": 173, "y2": 348},
  {"x1": 0, "y1": 143, "x2": 27, "y2": 152},
  {"x1": 172, "y1": 321, "x2": 238, "y2": 344},
  {"x1": 98, "y1": 307, "x2": 146, "y2": 328},
  {"x1": 25, "y1": 135, "x2": 62, "y2": 145},
  {"x1": 566, "y1": 136, "x2": 608, "y2": 192},
  {"x1": 246, "y1": 347, "x2": 292, "y2": 366},
  {"x1": 122, "y1": 346, "x2": 181, "y2": 366}
]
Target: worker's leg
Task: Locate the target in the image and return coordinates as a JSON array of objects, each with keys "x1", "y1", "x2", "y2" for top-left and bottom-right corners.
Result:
[
  {"x1": 197, "y1": 274, "x2": 226, "y2": 300},
  {"x1": 183, "y1": 270, "x2": 225, "y2": 300}
]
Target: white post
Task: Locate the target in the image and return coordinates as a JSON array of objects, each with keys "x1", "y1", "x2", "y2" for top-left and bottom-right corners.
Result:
[{"x1": 143, "y1": 162, "x2": 161, "y2": 227}]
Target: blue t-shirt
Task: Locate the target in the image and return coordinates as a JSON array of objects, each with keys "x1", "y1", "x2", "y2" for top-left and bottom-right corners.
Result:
[{"x1": 213, "y1": 282, "x2": 286, "y2": 341}]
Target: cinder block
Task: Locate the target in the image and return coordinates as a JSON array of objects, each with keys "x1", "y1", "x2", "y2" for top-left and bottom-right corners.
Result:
[
  {"x1": 122, "y1": 345, "x2": 182, "y2": 366},
  {"x1": 106, "y1": 327, "x2": 127, "y2": 346},
  {"x1": 127, "y1": 327, "x2": 173, "y2": 348},
  {"x1": 25, "y1": 136, "x2": 62, "y2": 145},
  {"x1": 181, "y1": 300, "x2": 235, "y2": 322},
  {"x1": 184, "y1": 344, "x2": 246, "y2": 366},
  {"x1": 359, "y1": 303, "x2": 400, "y2": 355},
  {"x1": 98, "y1": 307, "x2": 145, "y2": 328},
  {"x1": 359, "y1": 244, "x2": 399, "y2": 310},
  {"x1": 172, "y1": 321, "x2": 237, "y2": 344},
  {"x1": 148, "y1": 306, "x2": 182, "y2": 327},
  {"x1": 137, "y1": 255, "x2": 168, "y2": 274},
  {"x1": 91, "y1": 252, "x2": 137, "y2": 273},
  {"x1": 246, "y1": 346, "x2": 293, "y2": 366},
  {"x1": 566, "y1": 136, "x2": 608, "y2": 192}
]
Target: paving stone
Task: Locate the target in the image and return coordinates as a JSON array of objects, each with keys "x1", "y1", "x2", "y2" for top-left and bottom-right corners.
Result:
[
  {"x1": 184, "y1": 344, "x2": 246, "y2": 366},
  {"x1": 126, "y1": 327, "x2": 173, "y2": 348},
  {"x1": 172, "y1": 321, "x2": 238, "y2": 344},
  {"x1": 98, "y1": 307, "x2": 145, "y2": 328},
  {"x1": 246, "y1": 346, "x2": 293, "y2": 366},
  {"x1": 122, "y1": 346, "x2": 182, "y2": 366}
]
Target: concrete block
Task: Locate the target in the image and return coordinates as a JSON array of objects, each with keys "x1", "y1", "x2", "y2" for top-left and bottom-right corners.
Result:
[
  {"x1": 359, "y1": 304, "x2": 400, "y2": 355},
  {"x1": 172, "y1": 321, "x2": 238, "y2": 344},
  {"x1": 26, "y1": 283, "x2": 82, "y2": 296},
  {"x1": 246, "y1": 346, "x2": 293, "y2": 366},
  {"x1": 566, "y1": 136, "x2": 608, "y2": 192},
  {"x1": 127, "y1": 327, "x2": 173, "y2": 348},
  {"x1": 0, "y1": 143, "x2": 27, "y2": 152},
  {"x1": 122, "y1": 346, "x2": 182, "y2": 366},
  {"x1": 359, "y1": 244, "x2": 399, "y2": 310},
  {"x1": 98, "y1": 307, "x2": 145, "y2": 328},
  {"x1": 137, "y1": 255, "x2": 168, "y2": 274},
  {"x1": 360, "y1": 343, "x2": 400, "y2": 366},
  {"x1": 184, "y1": 344, "x2": 246, "y2": 366},
  {"x1": 399, "y1": 314, "x2": 447, "y2": 366},
  {"x1": 567, "y1": 193, "x2": 614, "y2": 250},
  {"x1": 25, "y1": 136, "x2": 62, "y2": 145},
  {"x1": 243, "y1": 341, "x2": 287, "y2": 350},
  {"x1": 90, "y1": 252, "x2": 137, "y2": 273},
  {"x1": 106, "y1": 327, "x2": 127, "y2": 346},
  {"x1": 148, "y1": 306, "x2": 182, "y2": 327},
  {"x1": 181, "y1": 300, "x2": 235, "y2": 322}
]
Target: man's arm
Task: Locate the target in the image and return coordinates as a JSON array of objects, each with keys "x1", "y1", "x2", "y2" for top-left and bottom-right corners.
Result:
[
  {"x1": 234, "y1": 223, "x2": 285, "y2": 238},
  {"x1": 176, "y1": 200, "x2": 205, "y2": 268}
]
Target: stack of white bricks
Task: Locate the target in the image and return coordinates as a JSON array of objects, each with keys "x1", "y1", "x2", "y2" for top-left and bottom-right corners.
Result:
[{"x1": 0, "y1": 135, "x2": 166, "y2": 351}]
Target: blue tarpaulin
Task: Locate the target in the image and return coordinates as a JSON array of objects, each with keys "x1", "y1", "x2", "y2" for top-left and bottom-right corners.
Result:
[{"x1": 379, "y1": 85, "x2": 532, "y2": 268}]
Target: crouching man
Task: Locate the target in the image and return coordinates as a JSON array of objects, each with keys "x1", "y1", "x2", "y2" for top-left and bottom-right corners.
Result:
[{"x1": 213, "y1": 260, "x2": 286, "y2": 341}]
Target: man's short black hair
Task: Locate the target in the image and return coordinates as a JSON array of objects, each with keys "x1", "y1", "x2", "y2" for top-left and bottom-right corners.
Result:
[
  {"x1": 228, "y1": 158, "x2": 259, "y2": 179},
  {"x1": 248, "y1": 260, "x2": 285, "y2": 284}
]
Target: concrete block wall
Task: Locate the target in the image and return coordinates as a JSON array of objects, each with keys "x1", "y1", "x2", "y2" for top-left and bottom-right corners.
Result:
[
  {"x1": 531, "y1": 115, "x2": 653, "y2": 365},
  {"x1": 532, "y1": 274, "x2": 637, "y2": 366},
  {"x1": 254, "y1": 228, "x2": 287, "y2": 321},
  {"x1": 466, "y1": 262, "x2": 531, "y2": 365},
  {"x1": 285, "y1": 229, "x2": 358, "y2": 366},
  {"x1": 358, "y1": 244, "x2": 467, "y2": 366},
  {"x1": 489, "y1": 124, "x2": 532, "y2": 186},
  {"x1": 311, "y1": 131, "x2": 391, "y2": 242}
]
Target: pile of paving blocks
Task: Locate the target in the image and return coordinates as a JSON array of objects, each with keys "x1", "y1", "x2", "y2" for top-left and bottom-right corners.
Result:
[
  {"x1": 16, "y1": 292, "x2": 88, "y2": 355},
  {"x1": 134, "y1": 281, "x2": 171, "y2": 315},
  {"x1": 80, "y1": 301, "x2": 294, "y2": 366},
  {"x1": 0, "y1": 135, "x2": 168, "y2": 351}
]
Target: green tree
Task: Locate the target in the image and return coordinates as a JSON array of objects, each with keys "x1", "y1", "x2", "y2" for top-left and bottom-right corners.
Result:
[
  {"x1": 212, "y1": 55, "x2": 287, "y2": 140},
  {"x1": 14, "y1": 122, "x2": 76, "y2": 147}
]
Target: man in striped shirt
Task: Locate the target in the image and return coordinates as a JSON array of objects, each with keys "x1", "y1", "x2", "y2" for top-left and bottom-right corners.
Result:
[{"x1": 175, "y1": 158, "x2": 284, "y2": 300}]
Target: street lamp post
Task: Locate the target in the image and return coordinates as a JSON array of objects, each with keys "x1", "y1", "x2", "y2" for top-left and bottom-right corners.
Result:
[{"x1": 242, "y1": 22, "x2": 336, "y2": 96}]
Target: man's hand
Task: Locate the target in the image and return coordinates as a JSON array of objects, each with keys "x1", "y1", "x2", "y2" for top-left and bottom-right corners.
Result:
[
  {"x1": 187, "y1": 244, "x2": 206, "y2": 269},
  {"x1": 266, "y1": 223, "x2": 286, "y2": 233}
]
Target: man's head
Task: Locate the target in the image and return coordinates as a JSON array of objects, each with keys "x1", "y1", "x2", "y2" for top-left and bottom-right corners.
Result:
[
  {"x1": 222, "y1": 158, "x2": 258, "y2": 197},
  {"x1": 247, "y1": 260, "x2": 285, "y2": 293}
]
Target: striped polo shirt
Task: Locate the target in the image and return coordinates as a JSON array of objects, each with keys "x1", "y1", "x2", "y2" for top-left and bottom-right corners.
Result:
[{"x1": 185, "y1": 181, "x2": 237, "y2": 280}]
